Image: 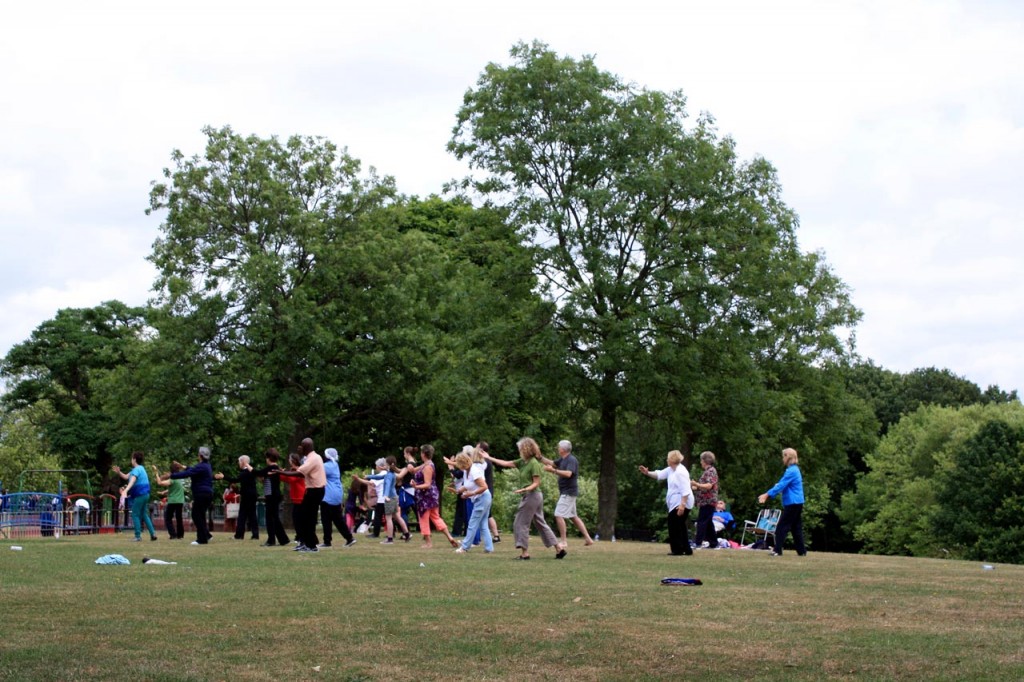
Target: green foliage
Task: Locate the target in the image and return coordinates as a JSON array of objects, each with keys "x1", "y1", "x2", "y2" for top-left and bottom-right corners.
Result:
[
  {"x1": 0, "y1": 402, "x2": 63, "y2": 492},
  {"x1": 846, "y1": 362, "x2": 1018, "y2": 436},
  {"x1": 0, "y1": 301, "x2": 145, "y2": 474},
  {"x1": 934, "y1": 420, "x2": 1024, "y2": 563},
  {"x1": 840, "y1": 402, "x2": 1024, "y2": 559},
  {"x1": 450, "y1": 41, "x2": 860, "y2": 538}
]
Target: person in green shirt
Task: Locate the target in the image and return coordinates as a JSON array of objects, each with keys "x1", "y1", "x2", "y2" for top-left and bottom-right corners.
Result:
[
  {"x1": 485, "y1": 437, "x2": 567, "y2": 560},
  {"x1": 154, "y1": 462, "x2": 187, "y2": 539}
]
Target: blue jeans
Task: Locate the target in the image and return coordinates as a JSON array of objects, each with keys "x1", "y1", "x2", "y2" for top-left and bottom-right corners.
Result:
[
  {"x1": 130, "y1": 494, "x2": 155, "y2": 539},
  {"x1": 460, "y1": 490, "x2": 493, "y2": 552}
]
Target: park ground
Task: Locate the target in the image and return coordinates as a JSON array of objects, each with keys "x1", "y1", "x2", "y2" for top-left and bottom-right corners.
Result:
[{"x1": 1, "y1": 533, "x2": 1023, "y2": 681}]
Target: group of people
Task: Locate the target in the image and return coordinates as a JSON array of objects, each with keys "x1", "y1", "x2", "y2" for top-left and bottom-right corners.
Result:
[
  {"x1": 639, "y1": 446, "x2": 806, "y2": 556},
  {"x1": 111, "y1": 438, "x2": 806, "y2": 558},
  {"x1": 115, "y1": 436, "x2": 596, "y2": 558}
]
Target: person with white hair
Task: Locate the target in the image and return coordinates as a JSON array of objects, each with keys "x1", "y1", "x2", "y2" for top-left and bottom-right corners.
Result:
[
  {"x1": 354, "y1": 456, "x2": 410, "y2": 544},
  {"x1": 171, "y1": 446, "x2": 215, "y2": 545},
  {"x1": 215, "y1": 454, "x2": 260, "y2": 541},
  {"x1": 540, "y1": 440, "x2": 594, "y2": 546}
]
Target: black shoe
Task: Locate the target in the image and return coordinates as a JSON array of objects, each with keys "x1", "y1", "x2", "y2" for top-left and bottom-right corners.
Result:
[
  {"x1": 345, "y1": 539, "x2": 357, "y2": 547},
  {"x1": 261, "y1": 542, "x2": 276, "y2": 547},
  {"x1": 150, "y1": 536, "x2": 158, "y2": 541}
]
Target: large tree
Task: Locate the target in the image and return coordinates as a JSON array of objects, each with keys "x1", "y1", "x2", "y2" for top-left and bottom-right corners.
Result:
[
  {"x1": 145, "y1": 125, "x2": 405, "y2": 453},
  {"x1": 144, "y1": 127, "x2": 558, "y2": 461},
  {"x1": 450, "y1": 42, "x2": 859, "y2": 537}
]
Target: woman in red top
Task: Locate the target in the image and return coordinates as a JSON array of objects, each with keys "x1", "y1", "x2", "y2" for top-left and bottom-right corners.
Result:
[{"x1": 277, "y1": 453, "x2": 306, "y2": 546}]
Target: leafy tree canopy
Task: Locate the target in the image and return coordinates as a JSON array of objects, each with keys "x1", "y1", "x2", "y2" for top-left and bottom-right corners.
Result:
[{"x1": 450, "y1": 41, "x2": 860, "y2": 536}]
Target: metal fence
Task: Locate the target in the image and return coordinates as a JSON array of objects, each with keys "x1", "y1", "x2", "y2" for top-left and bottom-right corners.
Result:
[{"x1": 0, "y1": 492, "x2": 270, "y2": 540}]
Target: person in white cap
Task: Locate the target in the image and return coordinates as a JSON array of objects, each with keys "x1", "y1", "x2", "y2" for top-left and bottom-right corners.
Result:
[{"x1": 319, "y1": 448, "x2": 356, "y2": 548}]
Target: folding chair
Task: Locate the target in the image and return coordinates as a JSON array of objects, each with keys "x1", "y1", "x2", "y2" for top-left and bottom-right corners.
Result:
[{"x1": 740, "y1": 508, "x2": 781, "y2": 547}]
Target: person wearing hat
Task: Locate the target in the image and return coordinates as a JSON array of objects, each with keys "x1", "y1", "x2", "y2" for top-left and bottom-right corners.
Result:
[
  {"x1": 319, "y1": 448, "x2": 356, "y2": 548},
  {"x1": 171, "y1": 446, "x2": 215, "y2": 545}
]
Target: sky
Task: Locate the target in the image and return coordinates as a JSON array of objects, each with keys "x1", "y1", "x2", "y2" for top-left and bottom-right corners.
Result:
[{"x1": 1, "y1": 0, "x2": 1022, "y2": 393}]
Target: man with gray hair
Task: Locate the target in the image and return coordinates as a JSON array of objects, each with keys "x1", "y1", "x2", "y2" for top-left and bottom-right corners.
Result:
[{"x1": 541, "y1": 440, "x2": 594, "y2": 546}]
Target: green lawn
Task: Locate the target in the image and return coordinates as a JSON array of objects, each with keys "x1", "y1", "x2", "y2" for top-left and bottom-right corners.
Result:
[{"x1": 1, "y1": 534, "x2": 1022, "y2": 681}]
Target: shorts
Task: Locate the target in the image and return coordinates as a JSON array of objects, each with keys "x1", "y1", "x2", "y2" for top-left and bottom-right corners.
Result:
[
  {"x1": 384, "y1": 497, "x2": 398, "y2": 516},
  {"x1": 554, "y1": 494, "x2": 578, "y2": 519}
]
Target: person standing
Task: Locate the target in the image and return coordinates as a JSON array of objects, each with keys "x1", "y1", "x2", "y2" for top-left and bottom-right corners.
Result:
[
  {"x1": 639, "y1": 450, "x2": 694, "y2": 556},
  {"x1": 356, "y1": 458, "x2": 389, "y2": 539},
  {"x1": 171, "y1": 446, "x2": 215, "y2": 545},
  {"x1": 453, "y1": 448, "x2": 494, "y2": 554},
  {"x1": 411, "y1": 445, "x2": 459, "y2": 549},
  {"x1": 691, "y1": 451, "x2": 719, "y2": 549},
  {"x1": 476, "y1": 441, "x2": 500, "y2": 543},
  {"x1": 485, "y1": 437, "x2": 567, "y2": 560},
  {"x1": 113, "y1": 451, "x2": 157, "y2": 542},
  {"x1": 540, "y1": 440, "x2": 594, "y2": 546},
  {"x1": 280, "y1": 438, "x2": 326, "y2": 552},
  {"x1": 216, "y1": 455, "x2": 260, "y2": 541},
  {"x1": 276, "y1": 452, "x2": 307, "y2": 543},
  {"x1": 253, "y1": 448, "x2": 290, "y2": 547},
  {"x1": 758, "y1": 448, "x2": 806, "y2": 557},
  {"x1": 153, "y1": 462, "x2": 186, "y2": 539},
  {"x1": 319, "y1": 448, "x2": 355, "y2": 548}
]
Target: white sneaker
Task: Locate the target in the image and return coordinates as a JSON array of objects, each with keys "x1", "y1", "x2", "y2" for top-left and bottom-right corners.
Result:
[
  {"x1": 700, "y1": 541, "x2": 710, "y2": 549},
  {"x1": 190, "y1": 541, "x2": 200, "y2": 546}
]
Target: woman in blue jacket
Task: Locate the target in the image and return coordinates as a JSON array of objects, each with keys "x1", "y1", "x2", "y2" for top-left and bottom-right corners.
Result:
[{"x1": 758, "y1": 448, "x2": 806, "y2": 557}]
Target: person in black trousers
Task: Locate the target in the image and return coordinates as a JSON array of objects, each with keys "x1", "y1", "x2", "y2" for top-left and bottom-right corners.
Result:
[
  {"x1": 253, "y1": 448, "x2": 290, "y2": 547},
  {"x1": 279, "y1": 438, "x2": 326, "y2": 552},
  {"x1": 171, "y1": 446, "x2": 215, "y2": 545},
  {"x1": 216, "y1": 455, "x2": 260, "y2": 540}
]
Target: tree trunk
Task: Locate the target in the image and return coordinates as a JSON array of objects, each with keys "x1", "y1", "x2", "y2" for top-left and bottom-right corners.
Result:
[{"x1": 597, "y1": 386, "x2": 618, "y2": 540}]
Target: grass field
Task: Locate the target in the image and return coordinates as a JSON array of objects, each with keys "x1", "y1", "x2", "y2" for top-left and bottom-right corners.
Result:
[{"x1": 1, "y1": 533, "x2": 1022, "y2": 681}]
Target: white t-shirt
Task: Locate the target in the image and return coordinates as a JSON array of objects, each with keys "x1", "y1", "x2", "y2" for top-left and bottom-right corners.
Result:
[{"x1": 460, "y1": 462, "x2": 487, "y2": 497}]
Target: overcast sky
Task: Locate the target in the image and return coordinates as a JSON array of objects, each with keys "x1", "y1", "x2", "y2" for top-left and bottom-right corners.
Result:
[{"x1": 1, "y1": 0, "x2": 1022, "y2": 394}]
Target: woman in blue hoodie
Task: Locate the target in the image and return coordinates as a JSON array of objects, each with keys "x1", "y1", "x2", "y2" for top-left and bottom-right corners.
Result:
[{"x1": 758, "y1": 448, "x2": 806, "y2": 557}]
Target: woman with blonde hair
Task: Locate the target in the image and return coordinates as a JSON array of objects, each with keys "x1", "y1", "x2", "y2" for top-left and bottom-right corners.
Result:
[
  {"x1": 639, "y1": 450, "x2": 694, "y2": 556},
  {"x1": 758, "y1": 448, "x2": 806, "y2": 557},
  {"x1": 485, "y1": 437, "x2": 566, "y2": 560},
  {"x1": 453, "y1": 447, "x2": 494, "y2": 554}
]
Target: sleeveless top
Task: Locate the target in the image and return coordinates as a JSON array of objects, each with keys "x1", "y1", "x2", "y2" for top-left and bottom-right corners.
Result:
[{"x1": 414, "y1": 462, "x2": 439, "y2": 513}]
